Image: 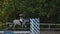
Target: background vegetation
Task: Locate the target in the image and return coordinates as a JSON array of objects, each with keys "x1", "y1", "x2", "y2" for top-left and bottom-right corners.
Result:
[{"x1": 0, "y1": 0, "x2": 60, "y2": 30}]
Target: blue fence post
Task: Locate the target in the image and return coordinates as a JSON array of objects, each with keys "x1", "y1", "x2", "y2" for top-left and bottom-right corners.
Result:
[{"x1": 30, "y1": 18, "x2": 40, "y2": 34}]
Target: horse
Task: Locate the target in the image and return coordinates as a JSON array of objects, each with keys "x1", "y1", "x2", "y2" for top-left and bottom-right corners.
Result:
[{"x1": 13, "y1": 18, "x2": 29, "y2": 28}]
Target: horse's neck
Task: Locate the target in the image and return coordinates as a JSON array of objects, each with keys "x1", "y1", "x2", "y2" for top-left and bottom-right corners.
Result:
[{"x1": 24, "y1": 19, "x2": 29, "y2": 22}]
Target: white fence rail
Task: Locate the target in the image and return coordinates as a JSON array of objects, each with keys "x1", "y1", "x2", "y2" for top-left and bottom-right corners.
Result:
[
  {"x1": 40, "y1": 23, "x2": 60, "y2": 30},
  {"x1": 0, "y1": 31, "x2": 30, "y2": 34},
  {"x1": 0, "y1": 23, "x2": 60, "y2": 34}
]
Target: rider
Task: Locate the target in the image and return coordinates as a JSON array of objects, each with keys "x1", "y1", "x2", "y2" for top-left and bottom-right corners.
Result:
[{"x1": 19, "y1": 14, "x2": 23, "y2": 25}]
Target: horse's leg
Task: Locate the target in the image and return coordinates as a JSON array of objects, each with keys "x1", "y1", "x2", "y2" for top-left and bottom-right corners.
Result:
[
  {"x1": 23, "y1": 22, "x2": 27, "y2": 31},
  {"x1": 13, "y1": 24, "x2": 16, "y2": 30}
]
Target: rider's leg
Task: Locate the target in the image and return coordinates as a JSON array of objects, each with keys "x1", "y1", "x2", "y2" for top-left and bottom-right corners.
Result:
[{"x1": 20, "y1": 21, "x2": 22, "y2": 26}]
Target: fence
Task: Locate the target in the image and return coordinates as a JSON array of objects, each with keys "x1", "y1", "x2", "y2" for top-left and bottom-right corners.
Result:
[
  {"x1": 40, "y1": 23, "x2": 60, "y2": 30},
  {"x1": 2, "y1": 22, "x2": 30, "y2": 31},
  {"x1": 0, "y1": 31, "x2": 30, "y2": 34},
  {"x1": 0, "y1": 23, "x2": 60, "y2": 34},
  {"x1": 2, "y1": 21, "x2": 60, "y2": 31}
]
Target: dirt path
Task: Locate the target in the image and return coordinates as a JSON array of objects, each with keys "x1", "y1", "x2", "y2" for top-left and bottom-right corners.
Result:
[{"x1": 41, "y1": 31, "x2": 60, "y2": 34}]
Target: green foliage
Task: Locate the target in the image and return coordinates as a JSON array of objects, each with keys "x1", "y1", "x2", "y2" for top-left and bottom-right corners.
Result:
[
  {"x1": 0, "y1": 0, "x2": 60, "y2": 30},
  {"x1": 0, "y1": 0, "x2": 60, "y2": 21}
]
